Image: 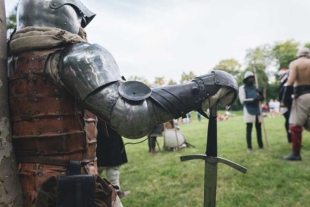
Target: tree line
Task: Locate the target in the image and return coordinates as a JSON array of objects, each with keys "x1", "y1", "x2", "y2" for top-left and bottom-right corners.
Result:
[{"x1": 131, "y1": 40, "x2": 309, "y2": 111}]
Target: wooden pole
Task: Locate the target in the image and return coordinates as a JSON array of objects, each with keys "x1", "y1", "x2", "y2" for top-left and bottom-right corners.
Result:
[
  {"x1": 253, "y1": 64, "x2": 269, "y2": 150},
  {"x1": 0, "y1": 1, "x2": 23, "y2": 206}
]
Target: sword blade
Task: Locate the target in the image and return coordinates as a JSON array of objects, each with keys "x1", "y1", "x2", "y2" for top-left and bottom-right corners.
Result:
[{"x1": 204, "y1": 161, "x2": 217, "y2": 207}]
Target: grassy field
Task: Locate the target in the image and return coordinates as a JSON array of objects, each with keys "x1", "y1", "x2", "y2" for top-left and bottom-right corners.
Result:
[{"x1": 115, "y1": 111, "x2": 310, "y2": 207}]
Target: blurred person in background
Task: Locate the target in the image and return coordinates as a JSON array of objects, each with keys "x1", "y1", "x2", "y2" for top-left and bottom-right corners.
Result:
[
  {"x1": 281, "y1": 47, "x2": 310, "y2": 161},
  {"x1": 148, "y1": 124, "x2": 164, "y2": 154},
  {"x1": 268, "y1": 99, "x2": 275, "y2": 118},
  {"x1": 97, "y1": 121, "x2": 131, "y2": 199},
  {"x1": 239, "y1": 71, "x2": 264, "y2": 152},
  {"x1": 278, "y1": 68, "x2": 292, "y2": 143}
]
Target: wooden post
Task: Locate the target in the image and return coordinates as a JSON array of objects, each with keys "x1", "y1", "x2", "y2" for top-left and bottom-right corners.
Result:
[
  {"x1": 253, "y1": 64, "x2": 269, "y2": 150},
  {"x1": 0, "y1": 1, "x2": 23, "y2": 206}
]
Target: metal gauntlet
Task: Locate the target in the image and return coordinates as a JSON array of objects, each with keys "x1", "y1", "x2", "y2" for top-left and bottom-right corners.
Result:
[{"x1": 151, "y1": 70, "x2": 238, "y2": 119}]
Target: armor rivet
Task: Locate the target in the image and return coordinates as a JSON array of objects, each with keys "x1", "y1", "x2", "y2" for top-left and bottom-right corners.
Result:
[
  {"x1": 58, "y1": 131, "x2": 61, "y2": 134},
  {"x1": 55, "y1": 89, "x2": 59, "y2": 93},
  {"x1": 40, "y1": 69, "x2": 44, "y2": 73},
  {"x1": 33, "y1": 172, "x2": 36, "y2": 177},
  {"x1": 61, "y1": 172, "x2": 65, "y2": 175},
  {"x1": 37, "y1": 118, "x2": 41, "y2": 122},
  {"x1": 216, "y1": 80, "x2": 220, "y2": 83},
  {"x1": 33, "y1": 90, "x2": 38, "y2": 94},
  {"x1": 33, "y1": 69, "x2": 36, "y2": 73},
  {"x1": 56, "y1": 97, "x2": 60, "y2": 101},
  {"x1": 28, "y1": 69, "x2": 32, "y2": 73},
  {"x1": 38, "y1": 165, "x2": 43, "y2": 170},
  {"x1": 42, "y1": 76, "x2": 47, "y2": 80},
  {"x1": 35, "y1": 110, "x2": 40, "y2": 115},
  {"x1": 57, "y1": 117, "x2": 61, "y2": 121},
  {"x1": 36, "y1": 132, "x2": 41, "y2": 135},
  {"x1": 38, "y1": 172, "x2": 43, "y2": 177},
  {"x1": 32, "y1": 76, "x2": 37, "y2": 81},
  {"x1": 192, "y1": 87, "x2": 200, "y2": 95},
  {"x1": 31, "y1": 57, "x2": 34, "y2": 61},
  {"x1": 56, "y1": 110, "x2": 60, "y2": 114},
  {"x1": 34, "y1": 98, "x2": 38, "y2": 102}
]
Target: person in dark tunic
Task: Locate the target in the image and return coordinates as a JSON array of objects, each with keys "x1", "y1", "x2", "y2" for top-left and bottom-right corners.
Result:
[
  {"x1": 97, "y1": 121, "x2": 130, "y2": 199},
  {"x1": 239, "y1": 71, "x2": 264, "y2": 152}
]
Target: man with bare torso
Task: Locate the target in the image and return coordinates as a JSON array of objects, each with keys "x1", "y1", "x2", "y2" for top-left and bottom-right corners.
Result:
[{"x1": 281, "y1": 47, "x2": 310, "y2": 161}]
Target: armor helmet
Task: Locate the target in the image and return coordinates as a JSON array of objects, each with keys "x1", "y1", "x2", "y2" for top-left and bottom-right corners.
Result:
[
  {"x1": 296, "y1": 47, "x2": 310, "y2": 58},
  {"x1": 17, "y1": 0, "x2": 96, "y2": 34},
  {"x1": 243, "y1": 71, "x2": 254, "y2": 84},
  {"x1": 277, "y1": 68, "x2": 288, "y2": 78},
  {"x1": 243, "y1": 71, "x2": 254, "y2": 80}
]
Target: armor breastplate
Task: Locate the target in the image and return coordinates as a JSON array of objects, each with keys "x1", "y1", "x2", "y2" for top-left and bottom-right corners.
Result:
[{"x1": 9, "y1": 49, "x2": 98, "y2": 206}]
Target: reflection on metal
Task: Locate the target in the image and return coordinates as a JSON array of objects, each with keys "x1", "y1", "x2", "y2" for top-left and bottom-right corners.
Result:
[
  {"x1": 60, "y1": 43, "x2": 121, "y2": 101},
  {"x1": 118, "y1": 81, "x2": 151, "y2": 101},
  {"x1": 180, "y1": 104, "x2": 247, "y2": 207}
]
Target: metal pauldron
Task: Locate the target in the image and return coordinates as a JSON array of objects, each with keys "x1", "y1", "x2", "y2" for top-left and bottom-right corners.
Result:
[
  {"x1": 50, "y1": 0, "x2": 96, "y2": 27},
  {"x1": 59, "y1": 43, "x2": 122, "y2": 101}
]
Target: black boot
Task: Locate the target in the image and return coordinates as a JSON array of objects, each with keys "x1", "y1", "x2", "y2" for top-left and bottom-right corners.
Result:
[{"x1": 282, "y1": 151, "x2": 302, "y2": 161}]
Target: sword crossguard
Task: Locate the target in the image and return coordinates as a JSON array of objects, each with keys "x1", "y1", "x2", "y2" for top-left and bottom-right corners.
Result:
[{"x1": 180, "y1": 154, "x2": 247, "y2": 174}]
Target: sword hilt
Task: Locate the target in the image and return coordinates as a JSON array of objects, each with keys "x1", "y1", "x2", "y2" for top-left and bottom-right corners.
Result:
[{"x1": 180, "y1": 154, "x2": 247, "y2": 174}]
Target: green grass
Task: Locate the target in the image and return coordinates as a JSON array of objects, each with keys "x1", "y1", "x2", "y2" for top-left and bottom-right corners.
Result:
[{"x1": 116, "y1": 112, "x2": 310, "y2": 207}]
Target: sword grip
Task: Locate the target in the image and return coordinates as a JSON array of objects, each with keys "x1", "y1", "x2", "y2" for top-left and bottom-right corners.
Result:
[{"x1": 206, "y1": 105, "x2": 217, "y2": 157}]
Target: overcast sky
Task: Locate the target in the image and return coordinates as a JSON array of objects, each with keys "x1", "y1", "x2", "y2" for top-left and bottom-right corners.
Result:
[{"x1": 4, "y1": 0, "x2": 310, "y2": 83}]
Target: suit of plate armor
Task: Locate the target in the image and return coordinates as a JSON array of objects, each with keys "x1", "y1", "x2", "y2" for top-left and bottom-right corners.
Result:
[{"x1": 10, "y1": 0, "x2": 239, "y2": 206}]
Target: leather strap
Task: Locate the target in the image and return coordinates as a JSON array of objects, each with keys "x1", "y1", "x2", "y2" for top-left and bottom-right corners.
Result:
[
  {"x1": 67, "y1": 160, "x2": 82, "y2": 175},
  {"x1": 294, "y1": 85, "x2": 310, "y2": 98},
  {"x1": 17, "y1": 156, "x2": 95, "y2": 167}
]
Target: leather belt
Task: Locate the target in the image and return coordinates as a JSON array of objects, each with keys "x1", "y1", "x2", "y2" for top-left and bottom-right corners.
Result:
[
  {"x1": 294, "y1": 85, "x2": 310, "y2": 98},
  {"x1": 17, "y1": 156, "x2": 95, "y2": 167}
]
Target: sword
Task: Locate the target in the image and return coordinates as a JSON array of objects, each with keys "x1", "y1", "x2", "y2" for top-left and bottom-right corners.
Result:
[{"x1": 181, "y1": 104, "x2": 247, "y2": 207}]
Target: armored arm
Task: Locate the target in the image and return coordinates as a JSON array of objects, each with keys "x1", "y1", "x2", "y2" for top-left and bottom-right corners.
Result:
[{"x1": 59, "y1": 43, "x2": 238, "y2": 138}]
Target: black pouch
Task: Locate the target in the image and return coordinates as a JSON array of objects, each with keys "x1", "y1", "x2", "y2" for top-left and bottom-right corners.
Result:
[{"x1": 56, "y1": 161, "x2": 96, "y2": 207}]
